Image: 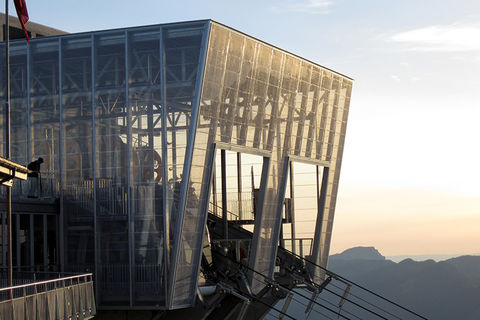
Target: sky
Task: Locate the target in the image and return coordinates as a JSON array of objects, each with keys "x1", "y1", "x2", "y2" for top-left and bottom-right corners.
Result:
[{"x1": 21, "y1": 0, "x2": 480, "y2": 257}]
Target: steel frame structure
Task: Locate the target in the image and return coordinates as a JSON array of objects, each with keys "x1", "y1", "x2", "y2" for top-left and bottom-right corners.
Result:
[{"x1": 0, "y1": 20, "x2": 353, "y2": 310}]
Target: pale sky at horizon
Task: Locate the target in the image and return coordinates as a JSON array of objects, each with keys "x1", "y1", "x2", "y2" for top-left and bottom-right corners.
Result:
[{"x1": 18, "y1": 0, "x2": 480, "y2": 256}]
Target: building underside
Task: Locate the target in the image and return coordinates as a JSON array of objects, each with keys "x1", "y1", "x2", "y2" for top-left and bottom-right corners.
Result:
[{"x1": 0, "y1": 20, "x2": 363, "y2": 319}]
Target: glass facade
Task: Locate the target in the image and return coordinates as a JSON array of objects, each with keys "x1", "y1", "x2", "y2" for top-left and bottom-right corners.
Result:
[{"x1": 0, "y1": 20, "x2": 352, "y2": 309}]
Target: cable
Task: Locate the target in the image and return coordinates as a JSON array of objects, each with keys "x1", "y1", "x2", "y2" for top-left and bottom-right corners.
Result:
[
  {"x1": 243, "y1": 260, "x2": 411, "y2": 320},
  {"x1": 315, "y1": 295, "x2": 364, "y2": 320},
  {"x1": 327, "y1": 281, "x2": 402, "y2": 320},
  {"x1": 243, "y1": 264, "x2": 352, "y2": 320},
  {"x1": 208, "y1": 211, "x2": 424, "y2": 319},
  {"x1": 276, "y1": 289, "x2": 341, "y2": 320},
  {"x1": 249, "y1": 293, "x2": 297, "y2": 320},
  {"x1": 288, "y1": 251, "x2": 428, "y2": 320},
  {"x1": 292, "y1": 291, "x2": 358, "y2": 320}
]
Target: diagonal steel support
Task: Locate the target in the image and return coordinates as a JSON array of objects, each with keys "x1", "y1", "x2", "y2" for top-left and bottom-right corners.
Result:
[
  {"x1": 339, "y1": 283, "x2": 352, "y2": 309},
  {"x1": 279, "y1": 293, "x2": 294, "y2": 320}
]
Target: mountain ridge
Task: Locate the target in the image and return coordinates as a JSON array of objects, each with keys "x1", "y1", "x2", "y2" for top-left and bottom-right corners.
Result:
[{"x1": 327, "y1": 246, "x2": 480, "y2": 320}]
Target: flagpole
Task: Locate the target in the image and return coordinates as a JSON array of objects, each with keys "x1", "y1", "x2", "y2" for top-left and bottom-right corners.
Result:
[{"x1": 4, "y1": 0, "x2": 13, "y2": 293}]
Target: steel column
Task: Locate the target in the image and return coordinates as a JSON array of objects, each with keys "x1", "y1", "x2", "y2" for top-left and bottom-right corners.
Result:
[
  {"x1": 29, "y1": 214, "x2": 33, "y2": 270},
  {"x1": 190, "y1": 143, "x2": 217, "y2": 304},
  {"x1": 289, "y1": 161, "x2": 296, "y2": 254},
  {"x1": 268, "y1": 156, "x2": 290, "y2": 276},
  {"x1": 90, "y1": 33, "x2": 99, "y2": 302},
  {"x1": 237, "y1": 152, "x2": 242, "y2": 220},
  {"x1": 168, "y1": 22, "x2": 210, "y2": 308},
  {"x1": 159, "y1": 26, "x2": 170, "y2": 306},
  {"x1": 311, "y1": 166, "x2": 329, "y2": 279},
  {"x1": 15, "y1": 214, "x2": 19, "y2": 267},
  {"x1": 221, "y1": 149, "x2": 228, "y2": 239},
  {"x1": 58, "y1": 37, "x2": 65, "y2": 272},
  {"x1": 125, "y1": 29, "x2": 134, "y2": 307},
  {"x1": 1, "y1": 212, "x2": 5, "y2": 268}
]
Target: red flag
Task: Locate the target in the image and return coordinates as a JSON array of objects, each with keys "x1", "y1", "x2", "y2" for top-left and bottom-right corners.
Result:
[{"x1": 13, "y1": 0, "x2": 30, "y2": 43}]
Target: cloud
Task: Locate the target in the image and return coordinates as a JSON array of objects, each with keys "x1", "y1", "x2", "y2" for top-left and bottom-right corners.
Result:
[
  {"x1": 390, "y1": 75, "x2": 400, "y2": 82},
  {"x1": 390, "y1": 23, "x2": 480, "y2": 52},
  {"x1": 271, "y1": 0, "x2": 333, "y2": 14}
]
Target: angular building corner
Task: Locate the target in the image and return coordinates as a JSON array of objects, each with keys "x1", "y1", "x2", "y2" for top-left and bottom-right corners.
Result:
[{"x1": 0, "y1": 19, "x2": 353, "y2": 319}]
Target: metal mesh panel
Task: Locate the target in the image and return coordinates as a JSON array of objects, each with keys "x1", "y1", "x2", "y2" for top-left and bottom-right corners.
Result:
[
  {"x1": 202, "y1": 22, "x2": 353, "y2": 291},
  {"x1": 46, "y1": 290, "x2": 56, "y2": 320},
  {"x1": 72, "y1": 285, "x2": 80, "y2": 319},
  {"x1": 37, "y1": 292, "x2": 47, "y2": 319},
  {"x1": 166, "y1": 23, "x2": 209, "y2": 308},
  {"x1": 0, "y1": 301, "x2": 13, "y2": 320},
  {"x1": 12, "y1": 298, "x2": 24, "y2": 319},
  {"x1": 64, "y1": 287, "x2": 73, "y2": 319},
  {"x1": 55, "y1": 289, "x2": 64, "y2": 320}
]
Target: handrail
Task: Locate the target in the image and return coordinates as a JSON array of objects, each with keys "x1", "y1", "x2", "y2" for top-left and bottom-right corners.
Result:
[
  {"x1": 209, "y1": 201, "x2": 241, "y2": 220},
  {"x1": 0, "y1": 273, "x2": 93, "y2": 292},
  {"x1": 0, "y1": 273, "x2": 93, "y2": 301}
]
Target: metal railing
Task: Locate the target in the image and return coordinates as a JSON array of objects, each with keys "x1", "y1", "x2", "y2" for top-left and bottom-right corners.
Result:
[
  {"x1": 0, "y1": 171, "x2": 60, "y2": 199},
  {"x1": 282, "y1": 238, "x2": 313, "y2": 259},
  {"x1": 209, "y1": 194, "x2": 256, "y2": 222},
  {"x1": 0, "y1": 272, "x2": 93, "y2": 301}
]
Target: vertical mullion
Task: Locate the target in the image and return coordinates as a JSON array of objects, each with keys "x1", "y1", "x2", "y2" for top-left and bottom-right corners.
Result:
[
  {"x1": 159, "y1": 25, "x2": 170, "y2": 306},
  {"x1": 91, "y1": 33, "x2": 99, "y2": 302},
  {"x1": 237, "y1": 152, "x2": 242, "y2": 220},
  {"x1": 125, "y1": 29, "x2": 134, "y2": 307},
  {"x1": 27, "y1": 42, "x2": 31, "y2": 163},
  {"x1": 43, "y1": 214, "x2": 47, "y2": 269},
  {"x1": 29, "y1": 214, "x2": 33, "y2": 271},
  {"x1": 1, "y1": 212, "x2": 5, "y2": 268},
  {"x1": 58, "y1": 37, "x2": 64, "y2": 272},
  {"x1": 221, "y1": 149, "x2": 227, "y2": 239},
  {"x1": 15, "y1": 214, "x2": 20, "y2": 268},
  {"x1": 289, "y1": 161, "x2": 296, "y2": 254}
]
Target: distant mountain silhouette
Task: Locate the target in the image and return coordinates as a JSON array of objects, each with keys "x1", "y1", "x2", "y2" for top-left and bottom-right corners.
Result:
[
  {"x1": 327, "y1": 247, "x2": 480, "y2": 320},
  {"x1": 330, "y1": 246, "x2": 385, "y2": 260}
]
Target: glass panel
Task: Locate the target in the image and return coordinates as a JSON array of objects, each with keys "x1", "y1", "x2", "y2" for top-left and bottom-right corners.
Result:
[
  {"x1": 94, "y1": 31, "x2": 129, "y2": 306},
  {"x1": 30, "y1": 41, "x2": 60, "y2": 199},
  {"x1": 127, "y1": 27, "x2": 165, "y2": 306},
  {"x1": 166, "y1": 22, "x2": 207, "y2": 308},
  {"x1": 282, "y1": 162, "x2": 320, "y2": 258},
  {"x1": 210, "y1": 150, "x2": 264, "y2": 223},
  {"x1": 61, "y1": 36, "x2": 95, "y2": 276},
  {"x1": 10, "y1": 43, "x2": 28, "y2": 197}
]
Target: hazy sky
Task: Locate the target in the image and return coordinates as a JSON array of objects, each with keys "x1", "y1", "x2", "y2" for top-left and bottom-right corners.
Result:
[{"x1": 22, "y1": 0, "x2": 480, "y2": 256}]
